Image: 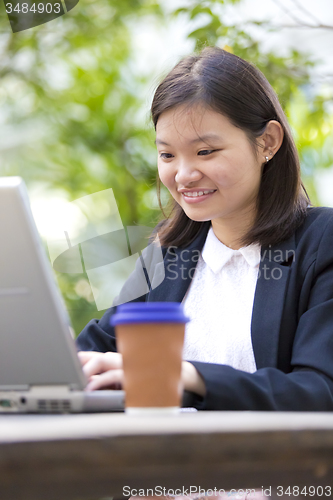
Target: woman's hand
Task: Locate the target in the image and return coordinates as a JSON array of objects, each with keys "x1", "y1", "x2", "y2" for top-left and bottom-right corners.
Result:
[
  {"x1": 181, "y1": 361, "x2": 206, "y2": 397},
  {"x1": 78, "y1": 351, "x2": 206, "y2": 396},
  {"x1": 78, "y1": 351, "x2": 124, "y2": 391}
]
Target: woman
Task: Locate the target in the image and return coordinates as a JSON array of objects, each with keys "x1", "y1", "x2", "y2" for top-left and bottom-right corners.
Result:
[{"x1": 76, "y1": 46, "x2": 333, "y2": 411}]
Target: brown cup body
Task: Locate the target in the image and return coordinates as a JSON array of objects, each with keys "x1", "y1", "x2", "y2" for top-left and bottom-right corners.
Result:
[{"x1": 115, "y1": 322, "x2": 185, "y2": 408}]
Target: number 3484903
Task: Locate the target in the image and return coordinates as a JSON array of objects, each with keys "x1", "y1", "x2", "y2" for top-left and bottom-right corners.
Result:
[
  {"x1": 5, "y1": 3, "x2": 61, "y2": 14},
  {"x1": 277, "y1": 485, "x2": 332, "y2": 496}
]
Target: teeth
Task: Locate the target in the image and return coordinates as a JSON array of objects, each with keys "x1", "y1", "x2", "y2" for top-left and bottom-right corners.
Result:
[{"x1": 183, "y1": 190, "x2": 215, "y2": 197}]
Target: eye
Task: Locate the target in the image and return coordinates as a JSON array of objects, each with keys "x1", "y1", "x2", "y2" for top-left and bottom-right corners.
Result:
[
  {"x1": 198, "y1": 149, "x2": 215, "y2": 156},
  {"x1": 159, "y1": 153, "x2": 174, "y2": 159}
]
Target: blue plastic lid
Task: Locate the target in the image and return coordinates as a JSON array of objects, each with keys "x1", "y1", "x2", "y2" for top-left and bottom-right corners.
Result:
[{"x1": 110, "y1": 302, "x2": 190, "y2": 326}]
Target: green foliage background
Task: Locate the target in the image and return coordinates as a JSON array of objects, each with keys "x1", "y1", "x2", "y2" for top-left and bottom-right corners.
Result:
[{"x1": 0, "y1": 0, "x2": 332, "y2": 334}]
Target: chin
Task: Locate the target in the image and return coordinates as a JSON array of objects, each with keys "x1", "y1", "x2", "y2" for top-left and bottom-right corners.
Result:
[{"x1": 183, "y1": 212, "x2": 212, "y2": 222}]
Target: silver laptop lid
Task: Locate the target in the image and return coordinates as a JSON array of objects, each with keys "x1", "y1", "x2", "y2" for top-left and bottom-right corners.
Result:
[{"x1": 0, "y1": 177, "x2": 86, "y2": 390}]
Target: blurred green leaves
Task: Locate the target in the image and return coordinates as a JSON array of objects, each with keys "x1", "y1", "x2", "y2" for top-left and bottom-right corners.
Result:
[{"x1": 0, "y1": 0, "x2": 332, "y2": 333}]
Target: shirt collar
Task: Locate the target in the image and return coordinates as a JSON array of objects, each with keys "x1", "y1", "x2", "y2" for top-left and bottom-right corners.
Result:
[{"x1": 201, "y1": 226, "x2": 261, "y2": 274}]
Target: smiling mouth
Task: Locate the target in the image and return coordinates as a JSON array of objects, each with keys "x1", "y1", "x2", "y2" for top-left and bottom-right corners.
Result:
[
  {"x1": 181, "y1": 190, "x2": 217, "y2": 203},
  {"x1": 182, "y1": 190, "x2": 216, "y2": 197}
]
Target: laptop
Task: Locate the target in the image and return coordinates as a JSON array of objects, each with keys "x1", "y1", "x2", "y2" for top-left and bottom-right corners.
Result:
[{"x1": 0, "y1": 177, "x2": 124, "y2": 413}]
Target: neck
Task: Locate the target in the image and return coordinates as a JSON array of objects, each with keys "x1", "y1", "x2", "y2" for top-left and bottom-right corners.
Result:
[{"x1": 211, "y1": 210, "x2": 256, "y2": 250}]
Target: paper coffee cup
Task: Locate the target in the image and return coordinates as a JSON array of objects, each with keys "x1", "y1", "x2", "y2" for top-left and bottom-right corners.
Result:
[{"x1": 110, "y1": 302, "x2": 190, "y2": 412}]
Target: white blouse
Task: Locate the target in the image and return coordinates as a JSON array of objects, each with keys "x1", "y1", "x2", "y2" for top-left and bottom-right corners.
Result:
[{"x1": 182, "y1": 226, "x2": 261, "y2": 373}]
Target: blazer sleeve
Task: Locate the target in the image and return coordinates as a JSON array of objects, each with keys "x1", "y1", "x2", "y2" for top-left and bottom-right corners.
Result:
[
  {"x1": 75, "y1": 265, "x2": 149, "y2": 352},
  {"x1": 189, "y1": 217, "x2": 333, "y2": 411},
  {"x1": 75, "y1": 310, "x2": 118, "y2": 353}
]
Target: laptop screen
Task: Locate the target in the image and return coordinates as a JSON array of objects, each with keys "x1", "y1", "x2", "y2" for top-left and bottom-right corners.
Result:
[{"x1": 0, "y1": 177, "x2": 86, "y2": 390}]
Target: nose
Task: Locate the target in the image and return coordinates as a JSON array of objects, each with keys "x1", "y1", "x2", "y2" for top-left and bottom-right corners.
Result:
[{"x1": 174, "y1": 160, "x2": 203, "y2": 186}]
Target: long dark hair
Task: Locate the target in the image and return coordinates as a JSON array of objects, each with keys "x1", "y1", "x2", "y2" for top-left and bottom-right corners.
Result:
[{"x1": 151, "y1": 46, "x2": 310, "y2": 248}]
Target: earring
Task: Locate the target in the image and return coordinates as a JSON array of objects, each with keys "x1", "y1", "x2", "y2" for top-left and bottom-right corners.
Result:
[{"x1": 265, "y1": 152, "x2": 273, "y2": 163}]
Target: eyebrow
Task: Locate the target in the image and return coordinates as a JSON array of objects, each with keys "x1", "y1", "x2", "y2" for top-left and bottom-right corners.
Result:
[{"x1": 154, "y1": 133, "x2": 222, "y2": 146}]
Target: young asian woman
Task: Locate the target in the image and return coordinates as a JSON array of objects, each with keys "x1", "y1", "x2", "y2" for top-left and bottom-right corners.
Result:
[{"x1": 76, "y1": 46, "x2": 333, "y2": 412}]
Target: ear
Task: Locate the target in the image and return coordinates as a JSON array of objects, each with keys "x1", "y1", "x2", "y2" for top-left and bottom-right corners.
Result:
[{"x1": 258, "y1": 120, "x2": 284, "y2": 163}]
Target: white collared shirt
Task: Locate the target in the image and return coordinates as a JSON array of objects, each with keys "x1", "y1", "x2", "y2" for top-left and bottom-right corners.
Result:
[{"x1": 182, "y1": 226, "x2": 261, "y2": 373}]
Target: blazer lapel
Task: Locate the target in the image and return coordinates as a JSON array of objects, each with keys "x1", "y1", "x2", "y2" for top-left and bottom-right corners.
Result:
[
  {"x1": 251, "y1": 233, "x2": 296, "y2": 369},
  {"x1": 148, "y1": 222, "x2": 210, "y2": 302}
]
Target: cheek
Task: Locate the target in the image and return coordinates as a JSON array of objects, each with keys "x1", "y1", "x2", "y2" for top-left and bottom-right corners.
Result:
[
  {"x1": 157, "y1": 163, "x2": 174, "y2": 190},
  {"x1": 213, "y1": 154, "x2": 258, "y2": 188},
  {"x1": 211, "y1": 162, "x2": 240, "y2": 188}
]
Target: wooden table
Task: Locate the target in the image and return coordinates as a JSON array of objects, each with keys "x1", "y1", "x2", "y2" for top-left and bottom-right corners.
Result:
[{"x1": 1, "y1": 411, "x2": 333, "y2": 500}]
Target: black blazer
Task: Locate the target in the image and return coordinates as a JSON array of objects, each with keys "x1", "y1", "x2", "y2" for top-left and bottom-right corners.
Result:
[{"x1": 76, "y1": 206, "x2": 333, "y2": 411}]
